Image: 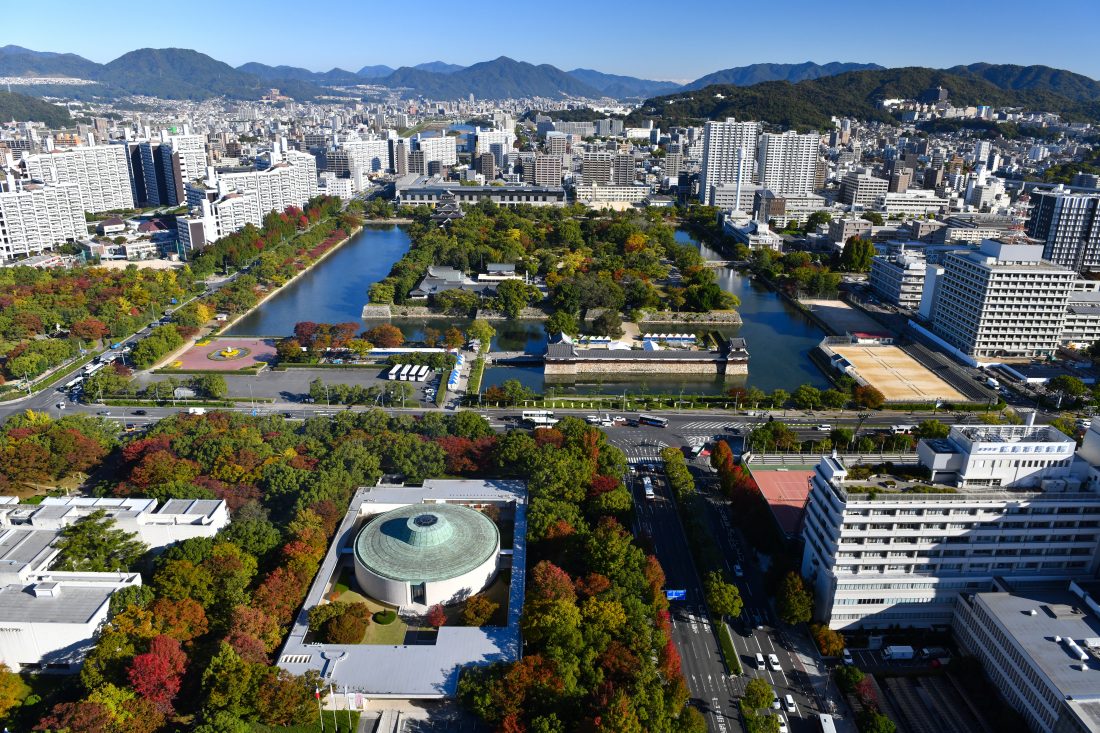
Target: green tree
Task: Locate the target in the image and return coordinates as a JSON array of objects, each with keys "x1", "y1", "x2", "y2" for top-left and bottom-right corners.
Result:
[
  {"x1": 791, "y1": 384, "x2": 822, "y2": 410},
  {"x1": 1049, "y1": 374, "x2": 1087, "y2": 398},
  {"x1": 193, "y1": 374, "x2": 228, "y2": 399},
  {"x1": 704, "y1": 571, "x2": 743, "y2": 619},
  {"x1": 467, "y1": 319, "x2": 496, "y2": 351},
  {"x1": 54, "y1": 509, "x2": 147, "y2": 572},
  {"x1": 859, "y1": 711, "x2": 897, "y2": 733},
  {"x1": 777, "y1": 572, "x2": 813, "y2": 625},
  {"x1": 742, "y1": 677, "x2": 772, "y2": 711},
  {"x1": 917, "y1": 419, "x2": 950, "y2": 439},
  {"x1": 591, "y1": 310, "x2": 624, "y2": 338},
  {"x1": 545, "y1": 311, "x2": 578, "y2": 337},
  {"x1": 835, "y1": 664, "x2": 865, "y2": 692},
  {"x1": 769, "y1": 388, "x2": 789, "y2": 408},
  {"x1": 861, "y1": 211, "x2": 884, "y2": 226},
  {"x1": 839, "y1": 237, "x2": 875, "y2": 272},
  {"x1": 806, "y1": 211, "x2": 832, "y2": 229},
  {"x1": 494, "y1": 279, "x2": 532, "y2": 319},
  {"x1": 463, "y1": 595, "x2": 499, "y2": 626}
]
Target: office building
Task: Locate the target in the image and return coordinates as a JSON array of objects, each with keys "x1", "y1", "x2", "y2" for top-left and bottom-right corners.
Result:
[
  {"x1": 839, "y1": 171, "x2": 889, "y2": 208},
  {"x1": 408, "y1": 150, "x2": 427, "y2": 176},
  {"x1": 801, "y1": 418, "x2": 1100, "y2": 631},
  {"x1": 1026, "y1": 188, "x2": 1100, "y2": 273},
  {"x1": 390, "y1": 138, "x2": 409, "y2": 176},
  {"x1": 881, "y1": 190, "x2": 950, "y2": 217},
  {"x1": 546, "y1": 133, "x2": 568, "y2": 158},
  {"x1": 396, "y1": 177, "x2": 565, "y2": 208},
  {"x1": 574, "y1": 184, "x2": 649, "y2": 210},
  {"x1": 756, "y1": 131, "x2": 819, "y2": 195},
  {"x1": 472, "y1": 127, "x2": 515, "y2": 157},
  {"x1": 699, "y1": 118, "x2": 761, "y2": 205},
  {"x1": 828, "y1": 218, "x2": 873, "y2": 245},
  {"x1": 664, "y1": 143, "x2": 684, "y2": 179},
  {"x1": 22, "y1": 145, "x2": 134, "y2": 213},
  {"x1": 869, "y1": 249, "x2": 928, "y2": 308},
  {"x1": 613, "y1": 152, "x2": 635, "y2": 186},
  {"x1": 477, "y1": 152, "x2": 496, "y2": 180},
  {"x1": 0, "y1": 182, "x2": 84, "y2": 260},
  {"x1": 929, "y1": 240, "x2": 1075, "y2": 358}
]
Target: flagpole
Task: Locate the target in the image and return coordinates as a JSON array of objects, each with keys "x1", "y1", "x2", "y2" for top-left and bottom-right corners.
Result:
[
  {"x1": 315, "y1": 687, "x2": 325, "y2": 732},
  {"x1": 345, "y1": 685, "x2": 352, "y2": 730},
  {"x1": 329, "y1": 684, "x2": 337, "y2": 730}
]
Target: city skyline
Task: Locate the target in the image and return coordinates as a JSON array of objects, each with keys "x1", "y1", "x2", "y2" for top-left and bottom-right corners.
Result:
[{"x1": 5, "y1": 0, "x2": 1100, "y2": 81}]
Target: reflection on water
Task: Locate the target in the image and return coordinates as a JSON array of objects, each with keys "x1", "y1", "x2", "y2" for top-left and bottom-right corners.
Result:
[{"x1": 227, "y1": 223, "x2": 828, "y2": 395}]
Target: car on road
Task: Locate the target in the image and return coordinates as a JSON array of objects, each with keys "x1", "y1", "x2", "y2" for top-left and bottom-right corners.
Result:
[
  {"x1": 772, "y1": 692, "x2": 781, "y2": 710},
  {"x1": 612, "y1": 416, "x2": 626, "y2": 425},
  {"x1": 585, "y1": 415, "x2": 600, "y2": 424},
  {"x1": 776, "y1": 713, "x2": 789, "y2": 733},
  {"x1": 784, "y1": 694, "x2": 796, "y2": 714},
  {"x1": 124, "y1": 423, "x2": 137, "y2": 433},
  {"x1": 768, "y1": 653, "x2": 781, "y2": 672},
  {"x1": 814, "y1": 424, "x2": 832, "y2": 431},
  {"x1": 132, "y1": 409, "x2": 147, "y2": 416},
  {"x1": 283, "y1": 412, "x2": 294, "y2": 418},
  {"x1": 96, "y1": 410, "x2": 111, "y2": 416},
  {"x1": 842, "y1": 648, "x2": 853, "y2": 665},
  {"x1": 756, "y1": 653, "x2": 766, "y2": 670}
]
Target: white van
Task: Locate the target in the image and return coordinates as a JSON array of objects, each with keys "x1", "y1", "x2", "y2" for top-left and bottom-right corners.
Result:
[{"x1": 756, "y1": 653, "x2": 766, "y2": 670}]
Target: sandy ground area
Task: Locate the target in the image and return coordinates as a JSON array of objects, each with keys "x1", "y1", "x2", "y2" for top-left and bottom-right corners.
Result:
[{"x1": 832, "y1": 345, "x2": 965, "y2": 402}]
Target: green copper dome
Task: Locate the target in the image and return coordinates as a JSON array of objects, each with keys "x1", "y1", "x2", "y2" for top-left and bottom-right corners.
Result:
[{"x1": 353, "y1": 503, "x2": 499, "y2": 583}]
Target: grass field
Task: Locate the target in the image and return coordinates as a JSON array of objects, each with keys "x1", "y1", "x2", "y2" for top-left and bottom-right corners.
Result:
[{"x1": 832, "y1": 345, "x2": 965, "y2": 403}]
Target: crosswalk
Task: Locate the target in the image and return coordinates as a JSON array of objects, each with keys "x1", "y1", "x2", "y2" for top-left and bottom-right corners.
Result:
[
  {"x1": 623, "y1": 441, "x2": 669, "y2": 464},
  {"x1": 677, "y1": 420, "x2": 741, "y2": 432}
]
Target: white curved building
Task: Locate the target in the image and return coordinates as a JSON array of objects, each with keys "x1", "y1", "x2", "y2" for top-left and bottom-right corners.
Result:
[{"x1": 353, "y1": 503, "x2": 499, "y2": 608}]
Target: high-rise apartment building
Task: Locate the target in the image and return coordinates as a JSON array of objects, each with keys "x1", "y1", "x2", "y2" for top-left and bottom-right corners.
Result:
[
  {"x1": 582, "y1": 152, "x2": 613, "y2": 185},
  {"x1": 531, "y1": 155, "x2": 561, "y2": 188},
  {"x1": 664, "y1": 143, "x2": 684, "y2": 179},
  {"x1": 389, "y1": 138, "x2": 408, "y2": 176},
  {"x1": 546, "y1": 133, "x2": 568, "y2": 158},
  {"x1": 0, "y1": 182, "x2": 84, "y2": 260},
  {"x1": 755, "y1": 131, "x2": 819, "y2": 195},
  {"x1": 22, "y1": 145, "x2": 135, "y2": 213},
  {"x1": 613, "y1": 153, "x2": 635, "y2": 186},
  {"x1": 930, "y1": 240, "x2": 1075, "y2": 358},
  {"x1": 341, "y1": 139, "x2": 390, "y2": 173},
  {"x1": 478, "y1": 152, "x2": 496, "y2": 180},
  {"x1": 1026, "y1": 188, "x2": 1100, "y2": 273},
  {"x1": 413, "y1": 135, "x2": 457, "y2": 167},
  {"x1": 472, "y1": 128, "x2": 515, "y2": 157},
  {"x1": 408, "y1": 150, "x2": 427, "y2": 176},
  {"x1": 699, "y1": 118, "x2": 761, "y2": 205}
]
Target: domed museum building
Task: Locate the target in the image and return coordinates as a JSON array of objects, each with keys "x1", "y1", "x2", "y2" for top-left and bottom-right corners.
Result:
[{"x1": 352, "y1": 503, "x2": 500, "y2": 607}]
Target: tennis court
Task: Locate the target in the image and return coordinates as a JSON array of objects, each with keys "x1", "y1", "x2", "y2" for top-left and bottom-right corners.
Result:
[
  {"x1": 832, "y1": 345, "x2": 965, "y2": 403},
  {"x1": 749, "y1": 468, "x2": 815, "y2": 537}
]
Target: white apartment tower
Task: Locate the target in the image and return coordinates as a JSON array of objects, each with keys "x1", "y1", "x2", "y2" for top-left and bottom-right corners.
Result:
[
  {"x1": 930, "y1": 239, "x2": 1075, "y2": 358},
  {"x1": 756, "y1": 131, "x2": 820, "y2": 195},
  {"x1": 0, "y1": 182, "x2": 84, "y2": 260},
  {"x1": 700, "y1": 118, "x2": 761, "y2": 205},
  {"x1": 413, "y1": 135, "x2": 457, "y2": 167},
  {"x1": 22, "y1": 145, "x2": 135, "y2": 213}
]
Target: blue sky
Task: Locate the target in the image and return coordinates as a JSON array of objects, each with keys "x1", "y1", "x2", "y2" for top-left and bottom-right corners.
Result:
[{"x1": 5, "y1": 0, "x2": 1099, "y2": 81}]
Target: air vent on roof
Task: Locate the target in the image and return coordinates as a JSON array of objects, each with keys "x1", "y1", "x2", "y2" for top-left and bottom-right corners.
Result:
[
  {"x1": 30, "y1": 581, "x2": 60, "y2": 598},
  {"x1": 1029, "y1": 609, "x2": 1038, "y2": 616}
]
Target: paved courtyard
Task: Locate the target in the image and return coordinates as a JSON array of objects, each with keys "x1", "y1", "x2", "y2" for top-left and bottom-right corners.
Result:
[
  {"x1": 171, "y1": 338, "x2": 277, "y2": 372},
  {"x1": 832, "y1": 345, "x2": 966, "y2": 403}
]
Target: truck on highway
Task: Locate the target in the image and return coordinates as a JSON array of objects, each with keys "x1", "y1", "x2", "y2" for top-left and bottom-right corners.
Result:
[
  {"x1": 986, "y1": 377, "x2": 1000, "y2": 389},
  {"x1": 883, "y1": 645, "x2": 915, "y2": 661},
  {"x1": 187, "y1": 407, "x2": 207, "y2": 415}
]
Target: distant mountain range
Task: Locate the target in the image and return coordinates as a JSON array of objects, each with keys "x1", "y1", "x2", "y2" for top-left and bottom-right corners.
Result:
[
  {"x1": 635, "y1": 66, "x2": 1100, "y2": 130},
  {"x1": 681, "y1": 61, "x2": 885, "y2": 90},
  {"x1": 0, "y1": 44, "x2": 1098, "y2": 126}
]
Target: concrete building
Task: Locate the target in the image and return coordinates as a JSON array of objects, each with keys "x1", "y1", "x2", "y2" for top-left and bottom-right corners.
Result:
[
  {"x1": 954, "y1": 582, "x2": 1100, "y2": 733},
  {"x1": 0, "y1": 182, "x2": 84, "y2": 260},
  {"x1": 396, "y1": 177, "x2": 565, "y2": 208},
  {"x1": 839, "y1": 171, "x2": 889, "y2": 208},
  {"x1": 353, "y1": 503, "x2": 499, "y2": 607},
  {"x1": 277, "y1": 480, "x2": 526, "y2": 699},
  {"x1": 929, "y1": 240, "x2": 1075, "y2": 358},
  {"x1": 711, "y1": 183, "x2": 761, "y2": 213},
  {"x1": 413, "y1": 135, "x2": 457, "y2": 167},
  {"x1": 613, "y1": 152, "x2": 635, "y2": 186},
  {"x1": 531, "y1": 154, "x2": 561, "y2": 188},
  {"x1": 22, "y1": 145, "x2": 134, "y2": 213},
  {"x1": 574, "y1": 184, "x2": 649, "y2": 210},
  {"x1": 0, "y1": 496, "x2": 229, "y2": 671},
  {"x1": 699, "y1": 118, "x2": 761, "y2": 205},
  {"x1": 881, "y1": 190, "x2": 949, "y2": 217},
  {"x1": 1061, "y1": 291, "x2": 1100, "y2": 348},
  {"x1": 828, "y1": 217, "x2": 873, "y2": 245},
  {"x1": 801, "y1": 420, "x2": 1100, "y2": 630},
  {"x1": 1027, "y1": 188, "x2": 1100, "y2": 273},
  {"x1": 582, "y1": 152, "x2": 613, "y2": 185},
  {"x1": 664, "y1": 143, "x2": 684, "y2": 179},
  {"x1": 756, "y1": 130, "x2": 819, "y2": 195},
  {"x1": 341, "y1": 138, "x2": 390, "y2": 174},
  {"x1": 156, "y1": 133, "x2": 207, "y2": 206},
  {"x1": 869, "y1": 249, "x2": 927, "y2": 308}
]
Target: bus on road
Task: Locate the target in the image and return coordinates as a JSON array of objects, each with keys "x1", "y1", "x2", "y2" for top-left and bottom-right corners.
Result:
[
  {"x1": 642, "y1": 476, "x2": 655, "y2": 501},
  {"x1": 818, "y1": 714, "x2": 837, "y2": 733},
  {"x1": 637, "y1": 414, "x2": 668, "y2": 428},
  {"x1": 522, "y1": 410, "x2": 558, "y2": 427}
]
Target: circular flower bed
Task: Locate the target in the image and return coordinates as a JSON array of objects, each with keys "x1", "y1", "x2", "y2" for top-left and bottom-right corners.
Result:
[
  {"x1": 207, "y1": 346, "x2": 251, "y2": 362},
  {"x1": 373, "y1": 609, "x2": 398, "y2": 625}
]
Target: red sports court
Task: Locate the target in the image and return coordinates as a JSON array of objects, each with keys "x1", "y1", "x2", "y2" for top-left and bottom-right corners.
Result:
[{"x1": 748, "y1": 467, "x2": 815, "y2": 538}]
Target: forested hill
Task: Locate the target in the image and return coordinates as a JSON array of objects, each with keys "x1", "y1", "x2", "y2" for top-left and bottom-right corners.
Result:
[
  {"x1": 634, "y1": 66, "x2": 1100, "y2": 130},
  {"x1": 0, "y1": 91, "x2": 72, "y2": 127}
]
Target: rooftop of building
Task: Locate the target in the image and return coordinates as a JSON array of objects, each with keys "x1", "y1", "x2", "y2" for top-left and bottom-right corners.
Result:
[
  {"x1": 0, "y1": 581, "x2": 116, "y2": 625},
  {"x1": 969, "y1": 586, "x2": 1100, "y2": 700},
  {"x1": 353, "y1": 503, "x2": 499, "y2": 583}
]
